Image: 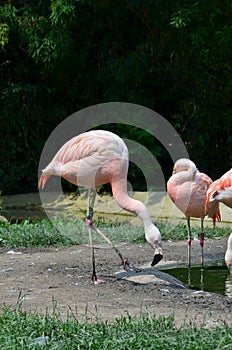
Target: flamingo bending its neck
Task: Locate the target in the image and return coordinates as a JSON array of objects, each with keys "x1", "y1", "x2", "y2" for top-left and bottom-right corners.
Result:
[
  {"x1": 205, "y1": 168, "x2": 232, "y2": 270},
  {"x1": 167, "y1": 158, "x2": 221, "y2": 267},
  {"x1": 38, "y1": 130, "x2": 163, "y2": 283}
]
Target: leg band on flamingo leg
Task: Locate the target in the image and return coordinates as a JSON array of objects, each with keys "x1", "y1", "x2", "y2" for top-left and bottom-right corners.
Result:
[{"x1": 86, "y1": 216, "x2": 93, "y2": 226}]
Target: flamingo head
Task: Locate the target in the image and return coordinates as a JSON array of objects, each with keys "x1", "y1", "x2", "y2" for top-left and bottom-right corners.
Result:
[
  {"x1": 172, "y1": 158, "x2": 197, "y2": 175},
  {"x1": 145, "y1": 225, "x2": 163, "y2": 266},
  {"x1": 209, "y1": 189, "x2": 221, "y2": 202}
]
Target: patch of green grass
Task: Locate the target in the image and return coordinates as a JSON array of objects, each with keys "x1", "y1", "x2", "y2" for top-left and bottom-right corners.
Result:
[
  {"x1": 0, "y1": 218, "x2": 145, "y2": 248},
  {"x1": 133, "y1": 221, "x2": 231, "y2": 243},
  {"x1": 0, "y1": 218, "x2": 231, "y2": 249},
  {"x1": 0, "y1": 305, "x2": 231, "y2": 349},
  {"x1": 157, "y1": 221, "x2": 231, "y2": 241},
  {"x1": 0, "y1": 219, "x2": 75, "y2": 248}
]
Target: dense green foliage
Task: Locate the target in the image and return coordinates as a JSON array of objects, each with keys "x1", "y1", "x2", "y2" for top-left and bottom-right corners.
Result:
[
  {"x1": 1, "y1": 1, "x2": 232, "y2": 194},
  {"x1": 0, "y1": 306, "x2": 231, "y2": 349}
]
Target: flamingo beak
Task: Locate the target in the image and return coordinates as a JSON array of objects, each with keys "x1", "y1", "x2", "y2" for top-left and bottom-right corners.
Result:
[
  {"x1": 212, "y1": 190, "x2": 219, "y2": 199},
  {"x1": 151, "y1": 247, "x2": 163, "y2": 266}
]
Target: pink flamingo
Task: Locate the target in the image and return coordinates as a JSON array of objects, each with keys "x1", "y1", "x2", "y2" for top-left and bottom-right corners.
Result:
[
  {"x1": 225, "y1": 233, "x2": 232, "y2": 270},
  {"x1": 167, "y1": 158, "x2": 221, "y2": 267},
  {"x1": 205, "y1": 168, "x2": 232, "y2": 209},
  {"x1": 205, "y1": 168, "x2": 232, "y2": 269},
  {"x1": 38, "y1": 130, "x2": 163, "y2": 283}
]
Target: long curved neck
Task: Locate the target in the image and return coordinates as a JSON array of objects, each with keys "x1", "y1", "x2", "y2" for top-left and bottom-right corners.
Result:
[
  {"x1": 111, "y1": 179, "x2": 153, "y2": 230},
  {"x1": 175, "y1": 167, "x2": 196, "y2": 184},
  {"x1": 111, "y1": 178, "x2": 163, "y2": 260}
]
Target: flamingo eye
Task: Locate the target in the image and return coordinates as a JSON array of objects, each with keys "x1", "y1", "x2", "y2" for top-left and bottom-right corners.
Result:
[{"x1": 212, "y1": 190, "x2": 219, "y2": 198}]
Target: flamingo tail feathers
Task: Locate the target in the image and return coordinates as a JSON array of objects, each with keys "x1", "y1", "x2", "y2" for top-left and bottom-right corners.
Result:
[
  {"x1": 212, "y1": 210, "x2": 221, "y2": 228},
  {"x1": 38, "y1": 174, "x2": 51, "y2": 189}
]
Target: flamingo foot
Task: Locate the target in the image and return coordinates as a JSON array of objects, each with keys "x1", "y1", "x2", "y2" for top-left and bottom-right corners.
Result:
[
  {"x1": 151, "y1": 253, "x2": 163, "y2": 267},
  {"x1": 92, "y1": 276, "x2": 106, "y2": 284},
  {"x1": 93, "y1": 279, "x2": 106, "y2": 285},
  {"x1": 122, "y1": 258, "x2": 141, "y2": 272}
]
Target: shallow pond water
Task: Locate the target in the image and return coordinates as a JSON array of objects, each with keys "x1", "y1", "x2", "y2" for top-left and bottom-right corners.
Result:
[{"x1": 162, "y1": 263, "x2": 232, "y2": 297}]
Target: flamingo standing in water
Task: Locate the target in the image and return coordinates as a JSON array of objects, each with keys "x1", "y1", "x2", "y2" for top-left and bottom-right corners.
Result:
[
  {"x1": 38, "y1": 130, "x2": 163, "y2": 284},
  {"x1": 225, "y1": 233, "x2": 232, "y2": 270},
  {"x1": 167, "y1": 158, "x2": 221, "y2": 267},
  {"x1": 205, "y1": 168, "x2": 232, "y2": 270}
]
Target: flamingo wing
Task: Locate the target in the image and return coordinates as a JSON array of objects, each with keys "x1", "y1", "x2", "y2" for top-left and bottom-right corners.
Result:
[{"x1": 38, "y1": 130, "x2": 128, "y2": 189}]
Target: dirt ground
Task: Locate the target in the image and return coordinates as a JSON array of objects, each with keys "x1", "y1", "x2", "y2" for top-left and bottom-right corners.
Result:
[
  {"x1": 1, "y1": 238, "x2": 232, "y2": 328},
  {"x1": 1, "y1": 192, "x2": 232, "y2": 328}
]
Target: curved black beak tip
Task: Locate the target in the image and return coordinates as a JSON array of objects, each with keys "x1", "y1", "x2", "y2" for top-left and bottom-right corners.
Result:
[{"x1": 151, "y1": 254, "x2": 163, "y2": 267}]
